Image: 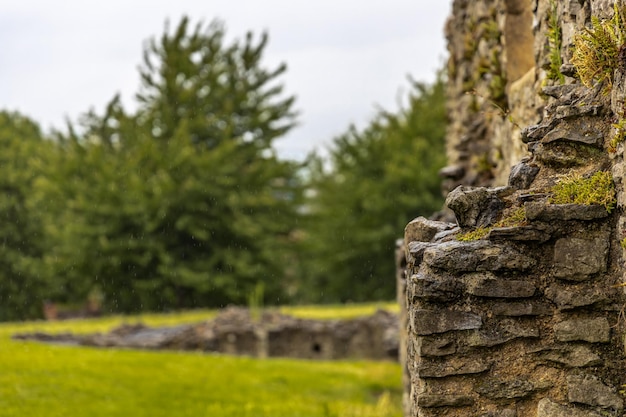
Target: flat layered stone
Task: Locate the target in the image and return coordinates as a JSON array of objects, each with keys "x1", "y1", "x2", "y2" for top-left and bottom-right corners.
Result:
[
  {"x1": 407, "y1": 241, "x2": 436, "y2": 265},
  {"x1": 525, "y1": 202, "x2": 609, "y2": 221},
  {"x1": 567, "y1": 374, "x2": 624, "y2": 412},
  {"x1": 411, "y1": 309, "x2": 482, "y2": 335},
  {"x1": 409, "y1": 269, "x2": 464, "y2": 302},
  {"x1": 418, "y1": 357, "x2": 490, "y2": 378},
  {"x1": 535, "y1": 345, "x2": 603, "y2": 367},
  {"x1": 468, "y1": 319, "x2": 539, "y2": 347},
  {"x1": 545, "y1": 285, "x2": 610, "y2": 310},
  {"x1": 475, "y1": 378, "x2": 546, "y2": 400},
  {"x1": 466, "y1": 273, "x2": 536, "y2": 298},
  {"x1": 417, "y1": 394, "x2": 474, "y2": 408},
  {"x1": 445, "y1": 186, "x2": 508, "y2": 228},
  {"x1": 487, "y1": 225, "x2": 552, "y2": 242},
  {"x1": 508, "y1": 161, "x2": 539, "y2": 189},
  {"x1": 537, "y1": 398, "x2": 603, "y2": 417},
  {"x1": 405, "y1": 217, "x2": 454, "y2": 244},
  {"x1": 554, "y1": 318, "x2": 610, "y2": 343},
  {"x1": 417, "y1": 336, "x2": 456, "y2": 356},
  {"x1": 491, "y1": 301, "x2": 552, "y2": 316},
  {"x1": 423, "y1": 241, "x2": 535, "y2": 273},
  {"x1": 553, "y1": 236, "x2": 608, "y2": 281}
]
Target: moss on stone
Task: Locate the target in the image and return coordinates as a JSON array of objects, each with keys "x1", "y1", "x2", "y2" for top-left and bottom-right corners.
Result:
[
  {"x1": 571, "y1": 3, "x2": 626, "y2": 89},
  {"x1": 549, "y1": 171, "x2": 616, "y2": 213},
  {"x1": 457, "y1": 226, "x2": 490, "y2": 242}
]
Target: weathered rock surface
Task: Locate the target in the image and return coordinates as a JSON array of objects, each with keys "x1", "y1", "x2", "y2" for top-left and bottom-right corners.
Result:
[
  {"x1": 554, "y1": 318, "x2": 611, "y2": 343},
  {"x1": 445, "y1": 186, "x2": 510, "y2": 228},
  {"x1": 402, "y1": 1, "x2": 626, "y2": 417}
]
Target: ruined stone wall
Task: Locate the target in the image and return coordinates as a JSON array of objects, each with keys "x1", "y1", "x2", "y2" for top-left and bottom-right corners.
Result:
[{"x1": 402, "y1": 0, "x2": 626, "y2": 416}]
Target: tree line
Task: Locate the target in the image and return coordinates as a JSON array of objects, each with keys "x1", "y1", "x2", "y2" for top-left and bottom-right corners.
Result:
[{"x1": 0, "y1": 17, "x2": 446, "y2": 320}]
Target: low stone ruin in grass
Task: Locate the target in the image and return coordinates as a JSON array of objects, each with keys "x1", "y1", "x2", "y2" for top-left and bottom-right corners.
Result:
[{"x1": 13, "y1": 307, "x2": 399, "y2": 361}]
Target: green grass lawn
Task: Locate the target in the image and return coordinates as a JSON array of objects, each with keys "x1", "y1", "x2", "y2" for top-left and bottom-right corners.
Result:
[{"x1": 0, "y1": 303, "x2": 402, "y2": 417}]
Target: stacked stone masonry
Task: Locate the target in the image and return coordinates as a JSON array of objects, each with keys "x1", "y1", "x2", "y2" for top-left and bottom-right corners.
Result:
[{"x1": 401, "y1": 0, "x2": 626, "y2": 416}]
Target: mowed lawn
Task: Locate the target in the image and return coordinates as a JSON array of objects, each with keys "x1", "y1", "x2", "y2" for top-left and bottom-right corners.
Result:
[{"x1": 0, "y1": 303, "x2": 402, "y2": 417}]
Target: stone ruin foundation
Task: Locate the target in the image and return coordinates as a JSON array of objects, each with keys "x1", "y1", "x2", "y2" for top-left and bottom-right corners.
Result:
[
  {"x1": 14, "y1": 307, "x2": 399, "y2": 362},
  {"x1": 399, "y1": 0, "x2": 626, "y2": 416}
]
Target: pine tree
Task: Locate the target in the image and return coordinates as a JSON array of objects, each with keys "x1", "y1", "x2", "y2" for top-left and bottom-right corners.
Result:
[
  {"x1": 0, "y1": 112, "x2": 52, "y2": 320},
  {"x1": 300, "y1": 75, "x2": 447, "y2": 302},
  {"x1": 34, "y1": 18, "x2": 301, "y2": 312}
]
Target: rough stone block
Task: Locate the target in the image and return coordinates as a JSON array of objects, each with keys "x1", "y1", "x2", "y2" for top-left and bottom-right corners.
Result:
[
  {"x1": 567, "y1": 374, "x2": 624, "y2": 413},
  {"x1": 487, "y1": 225, "x2": 552, "y2": 242},
  {"x1": 417, "y1": 336, "x2": 456, "y2": 357},
  {"x1": 475, "y1": 378, "x2": 544, "y2": 400},
  {"x1": 411, "y1": 309, "x2": 482, "y2": 335},
  {"x1": 445, "y1": 185, "x2": 507, "y2": 228},
  {"x1": 417, "y1": 394, "x2": 474, "y2": 408},
  {"x1": 553, "y1": 237, "x2": 608, "y2": 281},
  {"x1": 418, "y1": 356, "x2": 490, "y2": 378},
  {"x1": 545, "y1": 285, "x2": 610, "y2": 310},
  {"x1": 535, "y1": 345, "x2": 603, "y2": 367},
  {"x1": 406, "y1": 241, "x2": 435, "y2": 266},
  {"x1": 537, "y1": 398, "x2": 603, "y2": 417},
  {"x1": 466, "y1": 273, "x2": 536, "y2": 298},
  {"x1": 525, "y1": 202, "x2": 609, "y2": 221},
  {"x1": 491, "y1": 301, "x2": 552, "y2": 316},
  {"x1": 423, "y1": 241, "x2": 535, "y2": 273},
  {"x1": 554, "y1": 318, "x2": 610, "y2": 343},
  {"x1": 405, "y1": 217, "x2": 454, "y2": 245},
  {"x1": 468, "y1": 319, "x2": 539, "y2": 347},
  {"x1": 408, "y1": 267, "x2": 464, "y2": 303}
]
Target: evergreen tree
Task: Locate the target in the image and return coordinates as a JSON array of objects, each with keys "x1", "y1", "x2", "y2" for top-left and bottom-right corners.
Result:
[
  {"x1": 300, "y1": 75, "x2": 447, "y2": 302},
  {"x1": 0, "y1": 112, "x2": 52, "y2": 320},
  {"x1": 33, "y1": 18, "x2": 301, "y2": 312}
]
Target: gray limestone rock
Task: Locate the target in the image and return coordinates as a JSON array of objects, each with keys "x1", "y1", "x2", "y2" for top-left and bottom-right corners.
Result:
[
  {"x1": 554, "y1": 318, "x2": 610, "y2": 343},
  {"x1": 475, "y1": 378, "x2": 542, "y2": 399},
  {"x1": 423, "y1": 240, "x2": 536, "y2": 273},
  {"x1": 405, "y1": 217, "x2": 454, "y2": 245},
  {"x1": 409, "y1": 268, "x2": 464, "y2": 302},
  {"x1": 417, "y1": 335, "x2": 456, "y2": 357},
  {"x1": 491, "y1": 301, "x2": 552, "y2": 316},
  {"x1": 445, "y1": 185, "x2": 507, "y2": 228},
  {"x1": 508, "y1": 161, "x2": 540, "y2": 189},
  {"x1": 417, "y1": 394, "x2": 474, "y2": 408},
  {"x1": 525, "y1": 202, "x2": 609, "y2": 221},
  {"x1": 487, "y1": 225, "x2": 553, "y2": 242},
  {"x1": 534, "y1": 345, "x2": 603, "y2": 367},
  {"x1": 468, "y1": 319, "x2": 539, "y2": 347},
  {"x1": 466, "y1": 272, "x2": 536, "y2": 298},
  {"x1": 411, "y1": 309, "x2": 482, "y2": 335},
  {"x1": 406, "y1": 241, "x2": 436, "y2": 266},
  {"x1": 545, "y1": 285, "x2": 610, "y2": 310},
  {"x1": 553, "y1": 236, "x2": 609, "y2": 281},
  {"x1": 418, "y1": 356, "x2": 490, "y2": 378},
  {"x1": 537, "y1": 398, "x2": 603, "y2": 417},
  {"x1": 567, "y1": 374, "x2": 624, "y2": 412}
]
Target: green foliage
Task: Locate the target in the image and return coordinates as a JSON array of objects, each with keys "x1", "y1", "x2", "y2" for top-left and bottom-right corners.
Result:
[
  {"x1": 31, "y1": 17, "x2": 301, "y2": 313},
  {"x1": 547, "y1": 0, "x2": 566, "y2": 84},
  {"x1": 300, "y1": 75, "x2": 447, "y2": 303},
  {"x1": 0, "y1": 306, "x2": 402, "y2": 417},
  {"x1": 571, "y1": 2, "x2": 626, "y2": 88},
  {"x1": 0, "y1": 112, "x2": 53, "y2": 320},
  {"x1": 550, "y1": 171, "x2": 616, "y2": 212}
]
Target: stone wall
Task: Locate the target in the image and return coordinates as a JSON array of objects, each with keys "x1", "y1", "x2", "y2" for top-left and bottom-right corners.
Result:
[
  {"x1": 402, "y1": 0, "x2": 626, "y2": 416},
  {"x1": 15, "y1": 307, "x2": 399, "y2": 362}
]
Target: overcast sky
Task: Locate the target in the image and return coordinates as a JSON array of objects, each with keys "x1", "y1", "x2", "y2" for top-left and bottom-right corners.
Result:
[{"x1": 0, "y1": 1, "x2": 451, "y2": 160}]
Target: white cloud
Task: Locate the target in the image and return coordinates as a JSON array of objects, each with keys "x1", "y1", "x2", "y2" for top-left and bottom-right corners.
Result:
[{"x1": 0, "y1": 0, "x2": 451, "y2": 159}]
